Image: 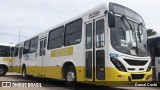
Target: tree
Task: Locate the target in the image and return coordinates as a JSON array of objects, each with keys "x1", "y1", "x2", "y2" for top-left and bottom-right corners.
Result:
[{"x1": 147, "y1": 29, "x2": 157, "y2": 37}]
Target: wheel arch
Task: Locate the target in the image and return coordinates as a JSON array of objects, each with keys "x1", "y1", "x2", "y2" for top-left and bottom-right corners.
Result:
[
  {"x1": 0, "y1": 64, "x2": 8, "y2": 72},
  {"x1": 62, "y1": 61, "x2": 76, "y2": 79}
]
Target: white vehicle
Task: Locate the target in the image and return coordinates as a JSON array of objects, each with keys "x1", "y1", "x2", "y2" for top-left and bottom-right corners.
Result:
[
  {"x1": 13, "y1": 2, "x2": 152, "y2": 86},
  {"x1": 148, "y1": 34, "x2": 160, "y2": 81},
  {"x1": 0, "y1": 42, "x2": 14, "y2": 76}
]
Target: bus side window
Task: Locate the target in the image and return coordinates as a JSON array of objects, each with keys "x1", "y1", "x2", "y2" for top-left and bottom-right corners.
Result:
[
  {"x1": 48, "y1": 26, "x2": 64, "y2": 49},
  {"x1": 29, "y1": 37, "x2": 38, "y2": 53},
  {"x1": 23, "y1": 40, "x2": 30, "y2": 55},
  {"x1": 64, "y1": 18, "x2": 82, "y2": 46}
]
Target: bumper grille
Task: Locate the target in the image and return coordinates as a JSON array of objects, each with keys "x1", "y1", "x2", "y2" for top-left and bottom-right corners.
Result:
[
  {"x1": 124, "y1": 59, "x2": 148, "y2": 66},
  {"x1": 131, "y1": 74, "x2": 144, "y2": 79}
]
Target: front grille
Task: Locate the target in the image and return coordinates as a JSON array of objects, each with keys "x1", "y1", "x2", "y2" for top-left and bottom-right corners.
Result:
[
  {"x1": 124, "y1": 59, "x2": 148, "y2": 66},
  {"x1": 131, "y1": 74, "x2": 144, "y2": 79},
  {"x1": 128, "y1": 68, "x2": 135, "y2": 71}
]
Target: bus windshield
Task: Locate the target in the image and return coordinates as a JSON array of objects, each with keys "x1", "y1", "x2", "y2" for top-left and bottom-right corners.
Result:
[
  {"x1": 0, "y1": 45, "x2": 10, "y2": 57},
  {"x1": 110, "y1": 16, "x2": 148, "y2": 57},
  {"x1": 109, "y1": 3, "x2": 148, "y2": 57}
]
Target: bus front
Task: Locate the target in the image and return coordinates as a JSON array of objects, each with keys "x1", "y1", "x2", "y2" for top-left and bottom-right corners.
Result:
[{"x1": 108, "y1": 3, "x2": 152, "y2": 82}]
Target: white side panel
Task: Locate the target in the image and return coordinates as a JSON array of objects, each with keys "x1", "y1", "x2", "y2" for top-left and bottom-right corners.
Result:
[{"x1": 155, "y1": 57, "x2": 160, "y2": 81}]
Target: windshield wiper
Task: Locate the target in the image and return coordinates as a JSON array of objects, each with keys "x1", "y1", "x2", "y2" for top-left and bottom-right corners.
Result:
[
  {"x1": 121, "y1": 15, "x2": 138, "y2": 55},
  {"x1": 137, "y1": 23, "x2": 143, "y2": 43},
  {"x1": 121, "y1": 15, "x2": 134, "y2": 30}
]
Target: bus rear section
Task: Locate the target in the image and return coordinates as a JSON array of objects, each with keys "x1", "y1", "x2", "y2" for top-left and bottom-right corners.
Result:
[{"x1": 0, "y1": 42, "x2": 15, "y2": 76}]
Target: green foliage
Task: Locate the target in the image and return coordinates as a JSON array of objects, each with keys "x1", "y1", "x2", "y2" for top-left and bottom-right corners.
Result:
[{"x1": 147, "y1": 29, "x2": 157, "y2": 37}]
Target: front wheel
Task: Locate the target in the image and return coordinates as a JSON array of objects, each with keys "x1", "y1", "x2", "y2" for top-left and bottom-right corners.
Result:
[
  {"x1": 65, "y1": 66, "x2": 77, "y2": 87},
  {"x1": 0, "y1": 67, "x2": 7, "y2": 76}
]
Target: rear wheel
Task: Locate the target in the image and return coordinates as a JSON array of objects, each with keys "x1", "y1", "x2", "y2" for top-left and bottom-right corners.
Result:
[
  {"x1": 65, "y1": 66, "x2": 77, "y2": 87},
  {"x1": 22, "y1": 66, "x2": 29, "y2": 79},
  {"x1": 0, "y1": 66, "x2": 7, "y2": 76}
]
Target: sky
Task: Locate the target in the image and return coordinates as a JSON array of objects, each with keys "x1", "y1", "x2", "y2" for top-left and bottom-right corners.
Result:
[{"x1": 0, "y1": 0, "x2": 159, "y2": 44}]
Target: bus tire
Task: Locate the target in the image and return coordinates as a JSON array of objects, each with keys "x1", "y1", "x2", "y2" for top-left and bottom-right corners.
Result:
[
  {"x1": 0, "y1": 66, "x2": 7, "y2": 76},
  {"x1": 65, "y1": 65, "x2": 77, "y2": 87},
  {"x1": 22, "y1": 66, "x2": 28, "y2": 79}
]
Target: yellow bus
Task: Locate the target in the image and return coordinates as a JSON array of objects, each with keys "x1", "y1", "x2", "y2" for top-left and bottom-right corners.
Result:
[
  {"x1": 0, "y1": 42, "x2": 14, "y2": 76},
  {"x1": 13, "y1": 2, "x2": 152, "y2": 86}
]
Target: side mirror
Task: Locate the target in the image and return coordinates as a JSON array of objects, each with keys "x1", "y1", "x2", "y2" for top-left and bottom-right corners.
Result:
[{"x1": 108, "y1": 12, "x2": 115, "y2": 28}]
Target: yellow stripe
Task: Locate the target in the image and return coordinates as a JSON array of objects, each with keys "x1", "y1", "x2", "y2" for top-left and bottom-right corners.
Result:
[
  {"x1": 3, "y1": 58, "x2": 13, "y2": 62},
  {"x1": 51, "y1": 47, "x2": 73, "y2": 57}
]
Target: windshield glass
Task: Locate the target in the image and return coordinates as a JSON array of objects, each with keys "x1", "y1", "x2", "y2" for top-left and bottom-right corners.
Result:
[
  {"x1": 110, "y1": 16, "x2": 148, "y2": 57},
  {"x1": 109, "y1": 2, "x2": 144, "y2": 25},
  {"x1": 0, "y1": 45, "x2": 10, "y2": 57}
]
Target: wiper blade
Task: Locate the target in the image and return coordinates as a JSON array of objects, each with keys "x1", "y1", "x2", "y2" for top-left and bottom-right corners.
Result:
[
  {"x1": 121, "y1": 15, "x2": 133, "y2": 30},
  {"x1": 121, "y1": 15, "x2": 138, "y2": 55},
  {"x1": 137, "y1": 23, "x2": 143, "y2": 43},
  {"x1": 120, "y1": 15, "x2": 129, "y2": 30}
]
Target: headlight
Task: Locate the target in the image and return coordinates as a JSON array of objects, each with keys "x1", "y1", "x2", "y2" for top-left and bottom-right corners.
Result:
[
  {"x1": 111, "y1": 58, "x2": 127, "y2": 72},
  {"x1": 147, "y1": 62, "x2": 152, "y2": 71}
]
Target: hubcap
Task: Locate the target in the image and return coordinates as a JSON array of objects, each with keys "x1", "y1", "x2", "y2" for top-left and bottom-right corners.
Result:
[
  {"x1": 0, "y1": 69, "x2": 4, "y2": 74},
  {"x1": 67, "y1": 72, "x2": 75, "y2": 81}
]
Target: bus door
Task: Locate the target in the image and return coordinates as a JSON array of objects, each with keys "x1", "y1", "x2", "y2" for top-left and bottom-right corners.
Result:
[
  {"x1": 85, "y1": 16, "x2": 105, "y2": 81},
  {"x1": 14, "y1": 45, "x2": 20, "y2": 72},
  {"x1": 18, "y1": 46, "x2": 22, "y2": 72},
  {"x1": 38, "y1": 37, "x2": 47, "y2": 76}
]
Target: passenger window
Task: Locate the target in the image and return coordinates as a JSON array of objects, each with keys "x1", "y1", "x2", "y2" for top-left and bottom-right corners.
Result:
[
  {"x1": 29, "y1": 37, "x2": 38, "y2": 53},
  {"x1": 48, "y1": 26, "x2": 64, "y2": 49},
  {"x1": 23, "y1": 40, "x2": 30, "y2": 54},
  {"x1": 64, "y1": 19, "x2": 82, "y2": 46}
]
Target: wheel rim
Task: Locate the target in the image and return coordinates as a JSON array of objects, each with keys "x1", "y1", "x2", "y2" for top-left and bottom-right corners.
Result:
[
  {"x1": 0, "y1": 69, "x2": 4, "y2": 74},
  {"x1": 67, "y1": 72, "x2": 75, "y2": 81}
]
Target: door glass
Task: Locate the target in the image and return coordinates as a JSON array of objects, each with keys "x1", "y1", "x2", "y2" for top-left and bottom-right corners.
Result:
[
  {"x1": 43, "y1": 39, "x2": 47, "y2": 55},
  {"x1": 96, "y1": 50, "x2": 105, "y2": 80},
  {"x1": 19, "y1": 47, "x2": 22, "y2": 59},
  {"x1": 11, "y1": 47, "x2": 14, "y2": 57},
  {"x1": 96, "y1": 19, "x2": 105, "y2": 48},
  {"x1": 86, "y1": 23, "x2": 92, "y2": 49},
  {"x1": 40, "y1": 41, "x2": 43, "y2": 56},
  {"x1": 86, "y1": 51, "x2": 92, "y2": 79}
]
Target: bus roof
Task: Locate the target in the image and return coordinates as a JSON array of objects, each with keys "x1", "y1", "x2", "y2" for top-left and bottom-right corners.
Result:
[
  {"x1": 0, "y1": 42, "x2": 15, "y2": 47},
  {"x1": 16, "y1": 2, "x2": 109, "y2": 45}
]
